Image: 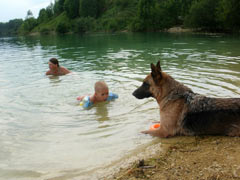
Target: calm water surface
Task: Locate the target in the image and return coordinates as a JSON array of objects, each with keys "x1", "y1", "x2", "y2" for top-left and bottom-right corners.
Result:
[{"x1": 0, "y1": 33, "x2": 239, "y2": 180}]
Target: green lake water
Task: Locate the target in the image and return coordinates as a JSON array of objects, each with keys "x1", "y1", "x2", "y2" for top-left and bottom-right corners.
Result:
[{"x1": 0, "y1": 32, "x2": 239, "y2": 180}]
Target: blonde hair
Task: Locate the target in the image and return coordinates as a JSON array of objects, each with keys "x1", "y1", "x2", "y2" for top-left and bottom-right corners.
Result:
[{"x1": 94, "y1": 81, "x2": 108, "y2": 93}]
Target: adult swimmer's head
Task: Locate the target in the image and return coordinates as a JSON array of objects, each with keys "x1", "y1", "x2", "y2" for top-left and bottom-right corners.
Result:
[{"x1": 49, "y1": 58, "x2": 59, "y2": 67}]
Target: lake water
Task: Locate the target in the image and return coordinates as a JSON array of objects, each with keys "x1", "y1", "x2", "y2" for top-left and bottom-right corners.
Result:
[{"x1": 0, "y1": 33, "x2": 239, "y2": 180}]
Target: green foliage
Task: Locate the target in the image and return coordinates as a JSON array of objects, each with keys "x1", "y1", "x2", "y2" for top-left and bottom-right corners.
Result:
[
  {"x1": 184, "y1": 0, "x2": 220, "y2": 31},
  {"x1": 38, "y1": 9, "x2": 48, "y2": 24},
  {"x1": 19, "y1": 18, "x2": 38, "y2": 33},
  {"x1": 179, "y1": 0, "x2": 195, "y2": 17},
  {"x1": 97, "y1": 0, "x2": 137, "y2": 31},
  {"x1": 154, "y1": 3, "x2": 175, "y2": 30},
  {"x1": 64, "y1": 0, "x2": 79, "y2": 18},
  {"x1": 130, "y1": 0, "x2": 155, "y2": 31},
  {"x1": 131, "y1": 0, "x2": 182, "y2": 31},
  {"x1": 0, "y1": 23, "x2": 6, "y2": 35},
  {"x1": 8, "y1": 19, "x2": 23, "y2": 33},
  {"x1": 32, "y1": 12, "x2": 70, "y2": 33},
  {"x1": 26, "y1": 10, "x2": 34, "y2": 19},
  {"x1": 56, "y1": 21, "x2": 69, "y2": 33},
  {"x1": 38, "y1": 4, "x2": 54, "y2": 24},
  {"x1": 114, "y1": 0, "x2": 130, "y2": 10},
  {"x1": 102, "y1": 17, "x2": 128, "y2": 32},
  {"x1": 2, "y1": 0, "x2": 240, "y2": 35},
  {"x1": 163, "y1": 0, "x2": 182, "y2": 25},
  {"x1": 96, "y1": 0, "x2": 107, "y2": 18},
  {"x1": 73, "y1": 17, "x2": 96, "y2": 33},
  {"x1": 137, "y1": 0, "x2": 155, "y2": 30},
  {"x1": 217, "y1": 0, "x2": 240, "y2": 31},
  {"x1": 0, "y1": 19, "x2": 23, "y2": 35},
  {"x1": 130, "y1": 17, "x2": 145, "y2": 32},
  {"x1": 153, "y1": 0, "x2": 182, "y2": 30},
  {"x1": 54, "y1": 0, "x2": 65, "y2": 15},
  {"x1": 46, "y1": 3, "x2": 54, "y2": 18},
  {"x1": 107, "y1": 19, "x2": 119, "y2": 32},
  {"x1": 79, "y1": 0, "x2": 106, "y2": 18},
  {"x1": 40, "y1": 27, "x2": 51, "y2": 34},
  {"x1": 79, "y1": 0, "x2": 98, "y2": 18}
]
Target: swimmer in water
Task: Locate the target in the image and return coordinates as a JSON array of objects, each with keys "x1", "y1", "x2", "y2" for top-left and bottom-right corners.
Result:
[{"x1": 46, "y1": 58, "x2": 71, "y2": 76}]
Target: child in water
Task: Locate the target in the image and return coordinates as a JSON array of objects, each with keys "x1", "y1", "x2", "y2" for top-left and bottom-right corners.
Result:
[{"x1": 77, "y1": 81, "x2": 118, "y2": 108}]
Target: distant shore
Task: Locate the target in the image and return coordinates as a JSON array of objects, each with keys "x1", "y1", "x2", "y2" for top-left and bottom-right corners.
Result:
[
  {"x1": 25, "y1": 26, "x2": 232, "y2": 36},
  {"x1": 167, "y1": 27, "x2": 192, "y2": 33}
]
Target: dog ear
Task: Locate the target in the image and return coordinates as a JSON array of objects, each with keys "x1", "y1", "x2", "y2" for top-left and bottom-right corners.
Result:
[
  {"x1": 156, "y1": 61, "x2": 162, "y2": 72},
  {"x1": 151, "y1": 63, "x2": 156, "y2": 76},
  {"x1": 151, "y1": 62, "x2": 162, "y2": 84}
]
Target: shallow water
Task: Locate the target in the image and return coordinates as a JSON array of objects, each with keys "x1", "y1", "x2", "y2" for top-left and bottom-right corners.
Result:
[{"x1": 0, "y1": 33, "x2": 239, "y2": 179}]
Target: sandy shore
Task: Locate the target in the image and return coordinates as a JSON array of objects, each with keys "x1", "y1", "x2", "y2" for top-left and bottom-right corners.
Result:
[{"x1": 103, "y1": 136, "x2": 240, "y2": 180}]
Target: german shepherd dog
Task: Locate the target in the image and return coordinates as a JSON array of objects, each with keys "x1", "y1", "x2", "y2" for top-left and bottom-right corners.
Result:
[{"x1": 132, "y1": 61, "x2": 240, "y2": 137}]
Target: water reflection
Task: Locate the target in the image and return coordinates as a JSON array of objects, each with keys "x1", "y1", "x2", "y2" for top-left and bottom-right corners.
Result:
[
  {"x1": 95, "y1": 103, "x2": 110, "y2": 122},
  {"x1": 48, "y1": 75, "x2": 61, "y2": 81}
]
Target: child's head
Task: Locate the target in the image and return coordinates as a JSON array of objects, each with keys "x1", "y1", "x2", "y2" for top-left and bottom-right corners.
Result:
[{"x1": 94, "y1": 81, "x2": 109, "y2": 102}]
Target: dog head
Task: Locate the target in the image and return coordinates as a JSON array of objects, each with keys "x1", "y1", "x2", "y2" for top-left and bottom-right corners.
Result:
[{"x1": 132, "y1": 61, "x2": 163, "y2": 99}]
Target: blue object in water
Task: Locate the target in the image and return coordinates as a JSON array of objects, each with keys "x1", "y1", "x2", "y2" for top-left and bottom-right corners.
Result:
[{"x1": 80, "y1": 92, "x2": 118, "y2": 108}]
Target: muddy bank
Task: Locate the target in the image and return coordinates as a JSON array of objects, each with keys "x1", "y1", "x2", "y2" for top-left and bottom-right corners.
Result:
[{"x1": 104, "y1": 136, "x2": 240, "y2": 180}]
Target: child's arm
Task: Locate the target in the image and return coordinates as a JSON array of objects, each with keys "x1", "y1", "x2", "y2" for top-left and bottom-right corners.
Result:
[
  {"x1": 77, "y1": 96, "x2": 85, "y2": 101},
  {"x1": 77, "y1": 95, "x2": 93, "y2": 108},
  {"x1": 107, "y1": 92, "x2": 118, "y2": 101}
]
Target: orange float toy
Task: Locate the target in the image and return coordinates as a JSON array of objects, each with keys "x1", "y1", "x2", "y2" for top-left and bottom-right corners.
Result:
[{"x1": 149, "y1": 123, "x2": 161, "y2": 130}]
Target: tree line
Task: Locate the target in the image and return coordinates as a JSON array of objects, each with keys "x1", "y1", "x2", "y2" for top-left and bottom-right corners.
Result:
[{"x1": 0, "y1": 0, "x2": 240, "y2": 36}]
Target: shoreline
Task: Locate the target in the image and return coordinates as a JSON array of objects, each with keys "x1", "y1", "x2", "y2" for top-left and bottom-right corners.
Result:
[
  {"x1": 27, "y1": 27, "x2": 227, "y2": 37},
  {"x1": 104, "y1": 136, "x2": 240, "y2": 180}
]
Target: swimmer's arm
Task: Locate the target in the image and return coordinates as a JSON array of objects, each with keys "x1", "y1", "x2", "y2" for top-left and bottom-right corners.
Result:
[
  {"x1": 46, "y1": 70, "x2": 51, "y2": 75},
  {"x1": 62, "y1": 67, "x2": 71, "y2": 74}
]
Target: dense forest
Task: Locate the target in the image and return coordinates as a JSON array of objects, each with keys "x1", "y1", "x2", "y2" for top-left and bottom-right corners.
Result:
[{"x1": 0, "y1": 0, "x2": 240, "y2": 36}]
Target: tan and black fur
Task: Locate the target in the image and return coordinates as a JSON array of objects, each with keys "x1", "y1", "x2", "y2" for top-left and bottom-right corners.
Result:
[{"x1": 132, "y1": 61, "x2": 240, "y2": 137}]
